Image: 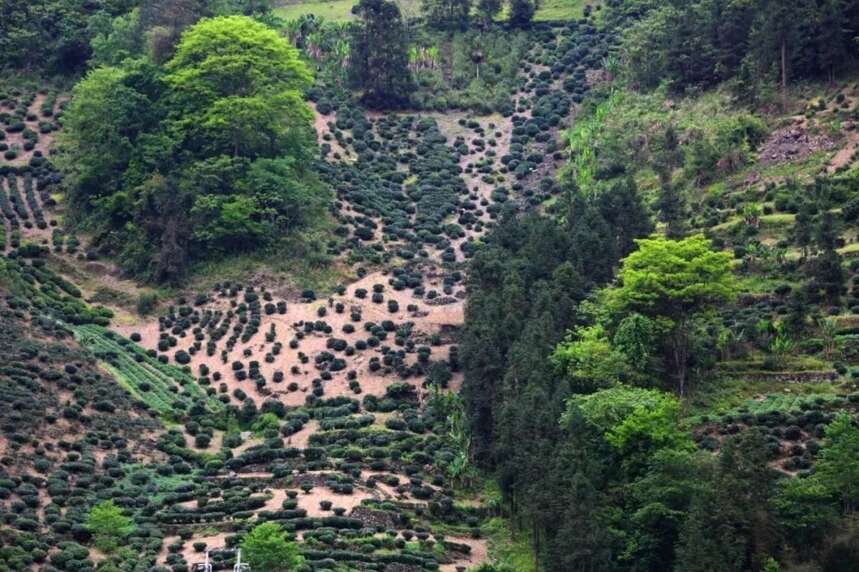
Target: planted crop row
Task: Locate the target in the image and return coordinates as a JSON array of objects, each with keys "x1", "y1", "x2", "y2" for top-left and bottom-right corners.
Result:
[{"x1": 73, "y1": 324, "x2": 224, "y2": 417}]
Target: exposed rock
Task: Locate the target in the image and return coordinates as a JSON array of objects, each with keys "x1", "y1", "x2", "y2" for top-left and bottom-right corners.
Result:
[{"x1": 759, "y1": 125, "x2": 835, "y2": 165}]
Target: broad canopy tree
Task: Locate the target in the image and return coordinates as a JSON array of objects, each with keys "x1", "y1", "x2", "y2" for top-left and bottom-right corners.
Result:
[
  {"x1": 606, "y1": 234, "x2": 737, "y2": 395},
  {"x1": 241, "y1": 522, "x2": 303, "y2": 571},
  {"x1": 556, "y1": 235, "x2": 737, "y2": 396},
  {"x1": 60, "y1": 15, "x2": 327, "y2": 282}
]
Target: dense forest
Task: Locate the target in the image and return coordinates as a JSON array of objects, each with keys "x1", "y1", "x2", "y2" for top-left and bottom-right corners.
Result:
[{"x1": 2, "y1": 0, "x2": 859, "y2": 571}]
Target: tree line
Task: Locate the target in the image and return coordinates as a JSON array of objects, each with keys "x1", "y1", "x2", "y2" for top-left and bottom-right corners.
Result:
[
  {"x1": 0, "y1": 0, "x2": 277, "y2": 74},
  {"x1": 608, "y1": 0, "x2": 859, "y2": 101},
  {"x1": 462, "y1": 183, "x2": 859, "y2": 571}
]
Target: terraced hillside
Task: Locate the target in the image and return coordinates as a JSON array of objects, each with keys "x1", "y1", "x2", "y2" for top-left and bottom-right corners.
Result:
[
  {"x1": 4, "y1": 0, "x2": 859, "y2": 570},
  {"x1": 0, "y1": 13, "x2": 612, "y2": 572}
]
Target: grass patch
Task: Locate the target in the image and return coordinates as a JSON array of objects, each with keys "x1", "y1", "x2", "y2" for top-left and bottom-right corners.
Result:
[
  {"x1": 759, "y1": 213, "x2": 796, "y2": 227},
  {"x1": 534, "y1": 0, "x2": 593, "y2": 21},
  {"x1": 484, "y1": 515, "x2": 537, "y2": 572},
  {"x1": 736, "y1": 273, "x2": 800, "y2": 295},
  {"x1": 837, "y1": 242, "x2": 859, "y2": 257},
  {"x1": 757, "y1": 149, "x2": 831, "y2": 180},
  {"x1": 276, "y1": 0, "x2": 589, "y2": 23},
  {"x1": 275, "y1": 0, "x2": 421, "y2": 21},
  {"x1": 275, "y1": 0, "x2": 357, "y2": 22},
  {"x1": 686, "y1": 377, "x2": 846, "y2": 420},
  {"x1": 188, "y1": 222, "x2": 349, "y2": 295}
]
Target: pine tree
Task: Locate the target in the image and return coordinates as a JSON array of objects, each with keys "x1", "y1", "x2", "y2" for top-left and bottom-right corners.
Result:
[
  {"x1": 746, "y1": 0, "x2": 815, "y2": 109},
  {"x1": 711, "y1": 0, "x2": 755, "y2": 80},
  {"x1": 816, "y1": 0, "x2": 849, "y2": 82},
  {"x1": 421, "y1": 0, "x2": 471, "y2": 30},
  {"x1": 476, "y1": 0, "x2": 502, "y2": 25},
  {"x1": 807, "y1": 249, "x2": 845, "y2": 305},
  {"x1": 793, "y1": 205, "x2": 814, "y2": 259},
  {"x1": 675, "y1": 431, "x2": 778, "y2": 571},
  {"x1": 349, "y1": 0, "x2": 415, "y2": 109},
  {"x1": 656, "y1": 181, "x2": 686, "y2": 239},
  {"x1": 599, "y1": 177, "x2": 655, "y2": 256},
  {"x1": 653, "y1": 125, "x2": 686, "y2": 238},
  {"x1": 509, "y1": 0, "x2": 538, "y2": 27}
]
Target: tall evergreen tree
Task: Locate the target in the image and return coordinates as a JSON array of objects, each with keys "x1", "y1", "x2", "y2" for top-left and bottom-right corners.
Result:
[
  {"x1": 349, "y1": 0, "x2": 414, "y2": 109},
  {"x1": 806, "y1": 210, "x2": 845, "y2": 304},
  {"x1": 746, "y1": 0, "x2": 814, "y2": 109},
  {"x1": 138, "y1": 0, "x2": 206, "y2": 63},
  {"x1": 816, "y1": 0, "x2": 850, "y2": 82},
  {"x1": 421, "y1": 0, "x2": 471, "y2": 30},
  {"x1": 509, "y1": 0, "x2": 538, "y2": 26},
  {"x1": 675, "y1": 431, "x2": 779, "y2": 572},
  {"x1": 476, "y1": 0, "x2": 502, "y2": 25},
  {"x1": 656, "y1": 181, "x2": 686, "y2": 239}
]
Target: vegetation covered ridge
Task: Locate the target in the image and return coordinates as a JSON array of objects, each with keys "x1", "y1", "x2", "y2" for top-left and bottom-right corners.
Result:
[{"x1": 2, "y1": 0, "x2": 859, "y2": 571}]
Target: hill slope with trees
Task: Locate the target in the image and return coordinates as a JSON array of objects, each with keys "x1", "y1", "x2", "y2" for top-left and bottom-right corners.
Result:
[{"x1": 2, "y1": 1, "x2": 859, "y2": 571}]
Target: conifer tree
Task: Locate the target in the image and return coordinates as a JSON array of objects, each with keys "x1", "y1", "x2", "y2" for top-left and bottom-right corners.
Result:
[
  {"x1": 349, "y1": 0, "x2": 414, "y2": 109},
  {"x1": 509, "y1": 0, "x2": 538, "y2": 26},
  {"x1": 476, "y1": 0, "x2": 502, "y2": 25},
  {"x1": 421, "y1": 0, "x2": 471, "y2": 30}
]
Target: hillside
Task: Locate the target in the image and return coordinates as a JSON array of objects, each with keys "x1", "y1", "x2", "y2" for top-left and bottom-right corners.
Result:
[{"x1": 2, "y1": 1, "x2": 859, "y2": 572}]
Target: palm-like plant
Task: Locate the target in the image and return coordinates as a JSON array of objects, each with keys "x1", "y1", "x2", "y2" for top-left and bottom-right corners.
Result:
[{"x1": 818, "y1": 317, "x2": 842, "y2": 359}]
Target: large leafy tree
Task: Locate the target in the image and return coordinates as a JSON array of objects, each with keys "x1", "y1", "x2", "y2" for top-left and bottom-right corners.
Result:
[
  {"x1": 165, "y1": 15, "x2": 314, "y2": 158},
  {"x1": 60, "y1": 15, "x2": 325, "y2": 282},
  {"x1": 564, "y1": 385, "x2": 693, "y2": 474},
  {"x1": 87, "y1": 501, "x2": 134, "y2": 553},
  {"x1": 241, "y1": 522, "x2": 303, "y2": 571},
  {"x1": 59, "y1": 61, "x2": 164, "y2": 209},
  {"x1": 607, "y1": 235, "x2": 737, "y2": 395},
  {"x1": 349, "y1": 0, "x2": 414, "y2": 109}
]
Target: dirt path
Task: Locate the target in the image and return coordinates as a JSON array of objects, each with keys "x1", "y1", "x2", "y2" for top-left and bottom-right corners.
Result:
[
  {"x1": 440, "y1": 537, "x2": 489, "y2": 571},
  {"x1": 828, "y1": 129, "x2": 859, "y2": 173}
]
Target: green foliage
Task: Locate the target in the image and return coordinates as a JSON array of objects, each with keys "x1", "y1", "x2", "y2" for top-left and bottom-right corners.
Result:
[
  {"x1": 610, "y1": 0, "x2": 859, "y2": 97},
  {"x1": 252, "y1": 412, "x2": 281, "y2": 435},
  {"x1": 422, "y1": 0, "x2": 471, "y2": 30},
  {"x1": 165, "y1": 15, "x2": 313, "y2": 157},
  {"x1": 59, "y1": 15, "x2": 328, "y2": 282},
  {"x1": 349, "y1": 0, "x2": 415, "y2": 109},
  {"x1": 605, "y1": 235, "x2": 736, "y2": 393},
  {"x1": 476, "y1": 0, "x2": 502, "y2": 24},
  {"x1": 87, "y1": 501, "x2": 133, "y2": 553},
  {"x1": 552, "y1": 324, "x2": 633, "y2": 391},
  {"x1": 773, "y1": 476, "x2": 837, "y2": 553},
  {"x1": 90, "y1": 8, "x2": 145, "y2": 66},
  {"x1": 0, "y1": 0, "x2": 131, "y2": 73},
  {"x1": 609, "y1": 235, "x2": 737, "y2": 320},
  {"x1": 565, "y1": 91, "x2": 621, "y2": 195},
  {"x1": 565, "y1": 386, "x2": 693, "y2": 460},
  {"x1": 59, "y1": 64, "x2": 159, "y2": 204},
  {"x1": 816, "y1": 413, "x2": 859, "y2": 513},
  {"x1": 241, "y1": 522, "x2": 304, "y2": 571},
  {"x1": 508, "y1": 0, "x2": 538, "y2": 26},
  {"x1": 73, "y1": 324, "x2": 224, "y2": 418}
]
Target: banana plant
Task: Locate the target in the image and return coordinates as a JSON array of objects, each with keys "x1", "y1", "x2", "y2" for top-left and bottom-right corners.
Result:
[
  {"x1": 818, "y1": 317, "x2": 842, "y2": 359},
  {"x1": 429, "y1": 387, "x2": 476, "y2": 489}
]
